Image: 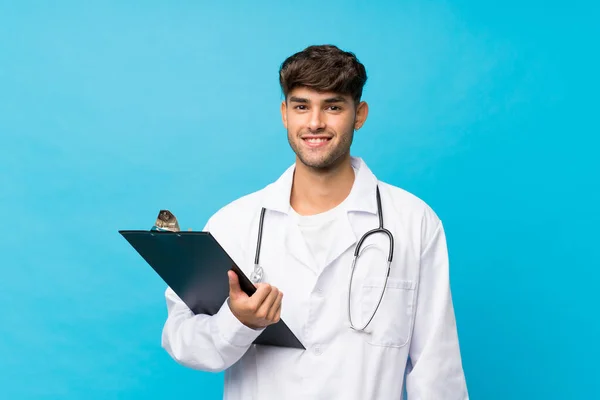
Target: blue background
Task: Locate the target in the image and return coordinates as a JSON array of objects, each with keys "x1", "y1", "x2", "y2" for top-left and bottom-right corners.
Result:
[{"x1": 1, "y1": 1, "x2": 598, "y2": 399}]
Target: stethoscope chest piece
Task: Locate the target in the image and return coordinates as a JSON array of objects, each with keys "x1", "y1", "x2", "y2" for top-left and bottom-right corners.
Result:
[{"x1": 250, "y1": 264, "x2": 264, "y2": 284}]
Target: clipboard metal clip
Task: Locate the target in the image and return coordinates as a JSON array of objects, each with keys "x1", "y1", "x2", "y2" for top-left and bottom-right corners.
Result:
[{"x1": 151, "y1": 209, "x2": 181, "y2": 232}]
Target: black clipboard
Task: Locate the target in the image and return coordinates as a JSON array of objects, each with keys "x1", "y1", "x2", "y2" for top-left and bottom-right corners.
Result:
[{"x1": 119, "y1": 230, "x2": 305, "y2": 350}]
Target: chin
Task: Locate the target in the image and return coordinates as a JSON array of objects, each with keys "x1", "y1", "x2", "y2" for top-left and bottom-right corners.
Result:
[{"x1": 298, "y1": 154, "x2": 341, "y2": 170}]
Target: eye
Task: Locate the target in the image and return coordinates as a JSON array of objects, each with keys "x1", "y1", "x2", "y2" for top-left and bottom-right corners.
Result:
[
  {"x1": 328, "y1": 105, "x2": 342, "y2": 111},
  {"x1": 294, "y1": 105, "x2": 307, "y2": 110}
]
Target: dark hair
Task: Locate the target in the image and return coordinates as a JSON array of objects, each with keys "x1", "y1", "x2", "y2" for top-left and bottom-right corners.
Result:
[{"x1": 279, "y1": 44, "x2": 368, "y2": 104}]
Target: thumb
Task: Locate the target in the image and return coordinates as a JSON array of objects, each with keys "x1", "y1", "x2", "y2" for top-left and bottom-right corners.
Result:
[{"x1": 228, "y1": 270, "x2": 244, "y2": 299}]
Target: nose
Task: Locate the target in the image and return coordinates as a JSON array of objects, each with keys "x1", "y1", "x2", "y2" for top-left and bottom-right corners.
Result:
[{"x1": 308, "y1": 109, "x2": 326, "y2": 132}]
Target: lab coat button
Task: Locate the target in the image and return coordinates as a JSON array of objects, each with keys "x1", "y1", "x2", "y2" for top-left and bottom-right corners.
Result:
[
  {"x1": 314, "y1": 345, "x2": 323, "y2": 355},
  {"x1": 315, "y1": 288, "x2": 323, "y2": 296}
]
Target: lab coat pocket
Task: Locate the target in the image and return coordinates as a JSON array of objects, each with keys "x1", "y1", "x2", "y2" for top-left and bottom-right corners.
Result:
[{"x1": 360, "y1": 277, "x2": 417, "y2": 348}]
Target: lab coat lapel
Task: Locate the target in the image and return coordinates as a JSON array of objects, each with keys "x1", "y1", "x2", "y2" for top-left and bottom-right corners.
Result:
[
  {"x1": 323, "y1": 213, "x2": 357, "y2": 269},
  {"x1": 323, "y1": 157, "x2": 379, "y2": 268},
  {"x1": 284, "y1": 215, "x2": 319, "y2": 274},
  {"x1": 259, "y1": 163, "x2": 318, "y2": 273}
]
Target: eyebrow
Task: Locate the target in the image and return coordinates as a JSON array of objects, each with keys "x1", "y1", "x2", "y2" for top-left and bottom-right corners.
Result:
[
  {"x1": 324, "y1": 97, "x2": 347, "y2": 103},
  {"x1": 289, "y1": 96, "x2": 308, "y2": 103},
  {"x1": 288, "y1": 96, "x2": 348, "y2": 104}
]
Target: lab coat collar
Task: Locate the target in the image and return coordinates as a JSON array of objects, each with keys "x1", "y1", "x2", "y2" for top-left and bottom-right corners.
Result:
[{"x1": 261, "y1": 156, "x2": 379, "y2": 215}]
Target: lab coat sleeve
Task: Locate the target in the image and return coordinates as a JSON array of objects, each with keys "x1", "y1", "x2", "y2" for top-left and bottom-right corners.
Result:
[
  {"x1": 160, "y1": 220, "x2": 264, "y2": 373},
  {"x1": 405, "y1": 220, "x2": 469, "y2": 399}
]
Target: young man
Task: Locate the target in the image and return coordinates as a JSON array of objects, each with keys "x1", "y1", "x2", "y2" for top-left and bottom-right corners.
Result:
[{"x1": 162, "y1": 45, "x2": 469, "y2": 399}]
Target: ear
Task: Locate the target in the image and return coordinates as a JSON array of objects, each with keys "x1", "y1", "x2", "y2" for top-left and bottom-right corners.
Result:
[
  {"x1": 280, "y1": 100, "x2": 288, "y2": 129},
  {"x1": 354, "y1": 101, "x2": 369, "y2": 130}
]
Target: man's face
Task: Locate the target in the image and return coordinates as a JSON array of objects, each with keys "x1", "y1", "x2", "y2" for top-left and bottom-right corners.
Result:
[{"x1": 281, "y1": 87, "x2": 368, "y2": 170}]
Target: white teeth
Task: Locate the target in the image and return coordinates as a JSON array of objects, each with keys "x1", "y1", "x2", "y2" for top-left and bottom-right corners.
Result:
[{"x1": 306, "y1": 138, "x2": 327, "y2": 143}]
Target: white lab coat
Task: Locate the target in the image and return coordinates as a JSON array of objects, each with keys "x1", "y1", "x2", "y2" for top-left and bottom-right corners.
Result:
[{"x1": 161, "y1": 157, "x2": 468, "y2": 399}]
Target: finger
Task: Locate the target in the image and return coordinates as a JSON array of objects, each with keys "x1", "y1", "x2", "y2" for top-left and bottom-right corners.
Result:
[
  {"x1": 249, "y1": 283, "x2": 272, "y2": 310},
  {"x1": 266, "y1": 291, "x2": 282, "y2": 321},
  {"x1": 267, "y1": 291, "x2": 283, "y2": 321},
  {"x1": 274, "y1": 299, "x2": 282, "y2": 322},
  {"x1": 228, "y1": 271, "x2": 245, "y2": 300},
  {"x1": 257, "y1": 287, "x2": 279, "y2": 318}
]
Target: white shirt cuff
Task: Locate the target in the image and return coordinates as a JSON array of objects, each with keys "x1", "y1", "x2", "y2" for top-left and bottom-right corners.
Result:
[{"x1": 214, "y1": 298, "x2": 265, "y2": 347}]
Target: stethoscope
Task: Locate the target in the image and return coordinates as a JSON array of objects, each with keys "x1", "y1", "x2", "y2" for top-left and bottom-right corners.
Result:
[{"x1": 250, "y1": 185, "x2": 394, "y2": 332}]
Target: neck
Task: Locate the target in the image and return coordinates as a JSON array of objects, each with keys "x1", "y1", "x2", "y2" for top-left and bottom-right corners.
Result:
[{"x1": 290, "y1": 154, "x2": 355, "y2": 216}]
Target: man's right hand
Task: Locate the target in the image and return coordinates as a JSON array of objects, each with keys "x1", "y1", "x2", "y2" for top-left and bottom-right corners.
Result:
[{"x1": 227, "y1": 270, "x2": 283, "y2": 329}]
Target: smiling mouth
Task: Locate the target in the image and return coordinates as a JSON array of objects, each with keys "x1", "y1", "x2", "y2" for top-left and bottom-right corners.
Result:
[{"x1": 302, "y1": 137, "x2": 332, "y2": 148}]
